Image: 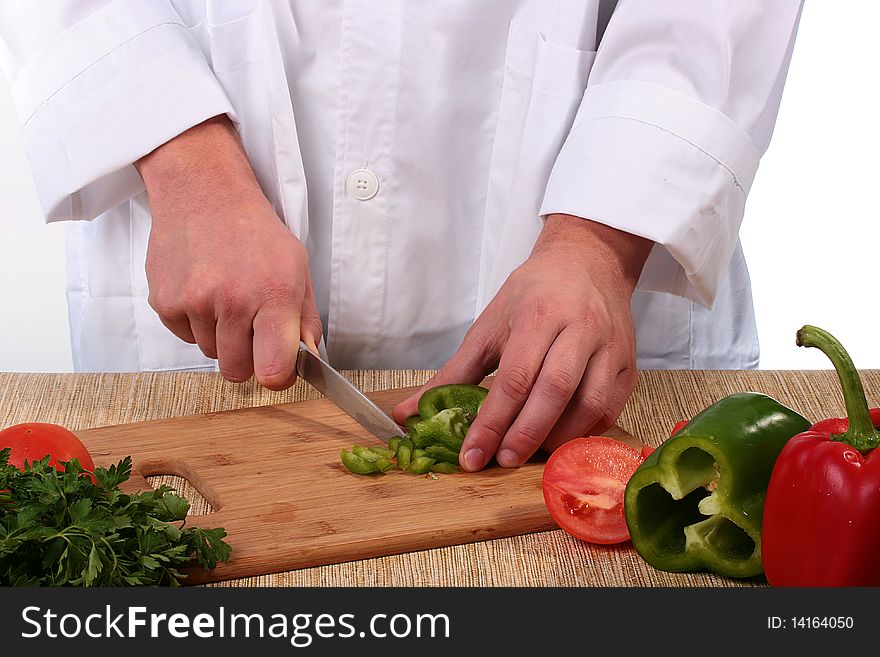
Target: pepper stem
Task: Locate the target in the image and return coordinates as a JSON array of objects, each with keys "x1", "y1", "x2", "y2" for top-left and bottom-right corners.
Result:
[{"x1": 797, "y1": 325, "x2": 879, "y2": 452}]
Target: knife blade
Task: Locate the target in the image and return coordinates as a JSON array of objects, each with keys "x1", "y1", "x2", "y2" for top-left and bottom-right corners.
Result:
[{"x1": 296, "y1": 341, "x2": 407, "y2": 442}]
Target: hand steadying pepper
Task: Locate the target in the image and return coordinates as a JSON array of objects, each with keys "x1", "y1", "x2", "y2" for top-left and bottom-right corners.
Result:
[
  {"x1": 393, "y1": 214, "x2": 653, "y2": 472},
  {"x1": 762, "y1": 326, "x2": 880, "y2": 586}
]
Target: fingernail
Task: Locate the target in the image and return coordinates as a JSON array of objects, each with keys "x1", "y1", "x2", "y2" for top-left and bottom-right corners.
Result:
[
  {"x1": 496, "y1": 449, "x2": 520, "y2": 468},
  {"x1": 462, "y1": 448, "x2": 485, "y2": 471}
]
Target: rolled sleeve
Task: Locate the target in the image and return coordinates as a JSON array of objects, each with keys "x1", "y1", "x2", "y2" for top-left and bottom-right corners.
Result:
[
  {"x1": 540, "y1": 80, "x2": 760, "y2": 307},
  {"x1": 7, "y1": 0, "x2": 236, "y2": 222},
  {"x1": 540, "y1": 0, "x2": 803, "y2": 308}
]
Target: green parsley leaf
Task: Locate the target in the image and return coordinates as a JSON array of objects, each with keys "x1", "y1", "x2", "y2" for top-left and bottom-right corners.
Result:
[{"x1": 0, "y1": 456, "x2": 231, "y2": 586}]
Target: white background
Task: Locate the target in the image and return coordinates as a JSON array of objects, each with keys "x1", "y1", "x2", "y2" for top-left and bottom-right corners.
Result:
[{"x1": 0, "y1": 2, "x2": 877, "y2": 372}]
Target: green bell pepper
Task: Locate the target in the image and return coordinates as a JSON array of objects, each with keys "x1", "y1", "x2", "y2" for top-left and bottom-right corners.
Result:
[
  {"x1": 340, "y1": 383, "x2": 488, "y2": 476},
  {"x1": 408, "y1": 455, "x2": 437, "y2": 475},
  {"x1": 339, "y1": 449, "x2": 394, "y2": 475},
  {"x1": 429, "y1": 462, "x2": 459, "y2": 474},
  {"x1": 411, "y1": 384, "x2": 488, "y2": 449},
  {"x1": 624, "y1": 392, "x2": 810, "y2": 578},
  {"x1": 417, "y1": 384, "x2": 487, "y2": 422},
  {"x1": 396, "y1": 438, "x2": 413, "y2": 471},
  {"x1": 404, "y1": 415, "x2": 421, "y2": 434},
  {"x1": 424, "y1": 444, "x2": 460, "y2": 466},
  {"x1": 412, "y1": 408, "x2": 469, "y2": 450},
  {"x1": 352, "y1": 445, "x2": 394, "y2": 461}
]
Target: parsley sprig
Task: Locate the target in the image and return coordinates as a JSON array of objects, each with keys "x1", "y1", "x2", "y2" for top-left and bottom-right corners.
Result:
[{"x1": 0, "y1": 447, "x2": 231, "y2": 586}]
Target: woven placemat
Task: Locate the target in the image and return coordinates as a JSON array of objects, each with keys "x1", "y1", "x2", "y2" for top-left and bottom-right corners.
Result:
[{"x1": 1, "y1": 369, "x2": 876, "y2": 587}]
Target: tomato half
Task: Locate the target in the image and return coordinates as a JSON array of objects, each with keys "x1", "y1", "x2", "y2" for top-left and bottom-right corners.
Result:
[
  {"x1": 542, "y1": 436, "x2": 646, "y2": 545},
  {"x1": 0, "y1": 423, "x2": 95, "y2": 475}
]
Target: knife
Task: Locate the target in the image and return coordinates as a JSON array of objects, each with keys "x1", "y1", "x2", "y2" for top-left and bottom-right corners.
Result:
[{"x1": 296, "y1": 341, "x2": 407, "y2": 442}]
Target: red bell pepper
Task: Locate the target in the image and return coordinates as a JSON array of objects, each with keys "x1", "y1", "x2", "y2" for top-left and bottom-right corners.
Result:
[{"x1": 762, "y1": 325, "x2": 880, "y2": 586}]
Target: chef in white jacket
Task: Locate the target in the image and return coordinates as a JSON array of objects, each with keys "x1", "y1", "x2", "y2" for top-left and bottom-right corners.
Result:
[{"x1": 0, "y1": 1, "x2": 802, "y2": 471}]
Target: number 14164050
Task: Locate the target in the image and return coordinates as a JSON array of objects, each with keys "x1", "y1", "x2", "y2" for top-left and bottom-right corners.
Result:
[{"x1": 768, "y1": 616, "x2": 854, "y2": 630}]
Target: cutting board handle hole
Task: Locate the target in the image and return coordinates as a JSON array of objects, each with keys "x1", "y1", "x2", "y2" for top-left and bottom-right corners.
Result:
[{"x1": 140, "y1": 459, "x2": 221, "y2": 516}]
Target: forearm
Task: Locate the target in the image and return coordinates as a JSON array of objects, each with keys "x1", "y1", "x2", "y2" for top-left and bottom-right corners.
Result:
[{"x1": 135, "y1": 115, "x2": 267, "y2": 222}]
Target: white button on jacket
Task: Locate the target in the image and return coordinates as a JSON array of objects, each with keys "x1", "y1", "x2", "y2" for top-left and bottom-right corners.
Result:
[
  {"x1": 347, "y1": 168, "x2": 380, "y2": 202},
  {"x1": 0, "y1": 0, "x2": 803, "y2": 371}
]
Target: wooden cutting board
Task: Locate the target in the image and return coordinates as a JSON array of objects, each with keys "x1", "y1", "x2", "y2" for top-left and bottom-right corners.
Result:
[{"x1": 76, "y1": 384, "x2": 636, "y2": 584}]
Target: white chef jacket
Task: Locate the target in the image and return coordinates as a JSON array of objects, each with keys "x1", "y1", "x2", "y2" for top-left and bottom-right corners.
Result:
[{"x1": 0, "y1": 0, "x2": 802, "y2": 371}]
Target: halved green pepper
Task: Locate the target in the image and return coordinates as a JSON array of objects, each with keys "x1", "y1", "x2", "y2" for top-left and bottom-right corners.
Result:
[
  {"x1": 624, "y1": 392, "x2": 810, "y2": 578},
  {"x1": 417, "y1": 384, "x2": 487, "y2": 422},
  {"x1": 411, "y1": 384, "x2": 488, "y2": 449}
]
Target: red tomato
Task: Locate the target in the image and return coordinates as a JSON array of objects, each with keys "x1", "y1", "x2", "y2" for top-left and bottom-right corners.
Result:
[
  {"x1": 670, "y1": 420, "x2": 689, "y2": 437},
  {"x1": 0, "y1": 423, "x2": 95, "y2": 476},
  {"x1": 542, "y1": 436, "x2": 646, "y2": 545}
]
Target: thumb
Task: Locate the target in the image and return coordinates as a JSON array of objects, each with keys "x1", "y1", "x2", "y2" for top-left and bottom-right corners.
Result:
[
  {"x1": 253, "y1": 300, "x2": 300, "y2": 391},
  {"x1": 392, "y1": 325, "x2": 498, "y2": 424}
]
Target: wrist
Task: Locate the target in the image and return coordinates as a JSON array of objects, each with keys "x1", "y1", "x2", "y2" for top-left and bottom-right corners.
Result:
[
  {"x1": 536, "y1": 214, "x2": 653, "y2": 293},
  {"x1": 136, "y1": 115, "x2": 267, "y2": 217}
]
